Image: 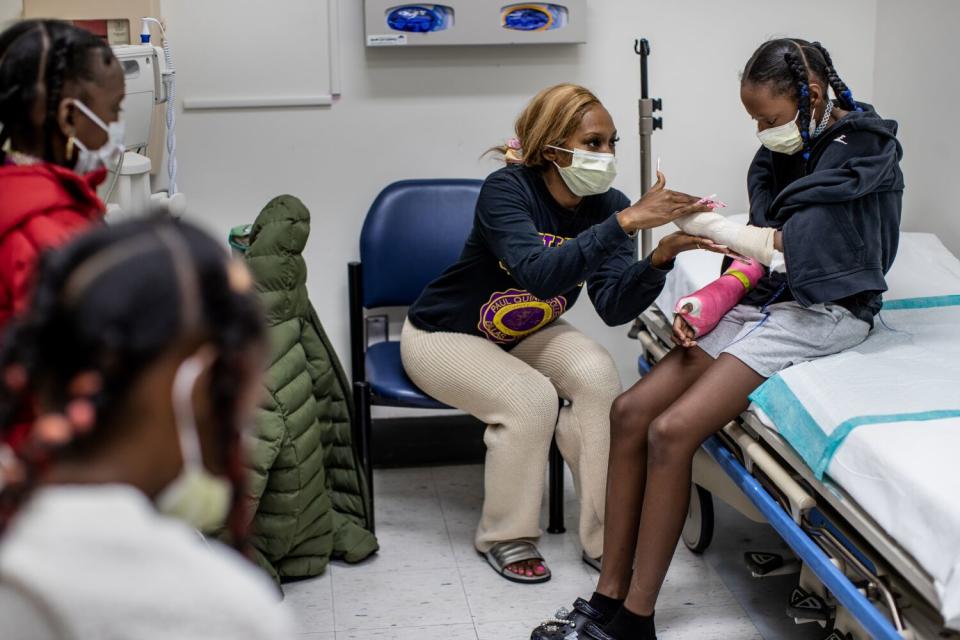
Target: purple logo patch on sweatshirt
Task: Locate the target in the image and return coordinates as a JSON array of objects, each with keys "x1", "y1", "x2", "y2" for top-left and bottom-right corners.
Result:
[{"x1": 477, "y1": 289, "x2": 567, "y2": 344}]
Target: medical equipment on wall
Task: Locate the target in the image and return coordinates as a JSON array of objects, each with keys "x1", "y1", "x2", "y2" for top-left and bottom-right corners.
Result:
[
  {"x1": 21, "y1": 0, "x2": 161, "y2": 42},
  {"x1": 105, "y1": 18, "x2": 184, "y2": 220},
  {"x1": 386, "y1": 5, "x2": 454, "y2": 33},
  {"x1": 501, "y1": 4, "x2": 568, "y2": 31},
  {"x1": 364, "y1": 0, "x2": 586, "y2": 47}
]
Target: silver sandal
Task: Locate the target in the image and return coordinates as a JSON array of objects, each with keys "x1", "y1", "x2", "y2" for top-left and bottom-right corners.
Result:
[{"x1": 480, "y1": 540, "x2": 552, "y2": 584}]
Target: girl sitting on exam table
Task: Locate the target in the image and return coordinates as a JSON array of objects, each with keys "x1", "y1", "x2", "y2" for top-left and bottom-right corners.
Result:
[{"x1": 534, "y1": 37, "x2": 903, "y2": 640}]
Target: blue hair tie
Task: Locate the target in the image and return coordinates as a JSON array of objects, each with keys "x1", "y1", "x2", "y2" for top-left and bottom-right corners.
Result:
[
  {"x1": 842, "y1": 89, "x2": 864, "y2": 111},
  {"x1": 800, "y1": 85, "x2": 809, "y2": 97}
]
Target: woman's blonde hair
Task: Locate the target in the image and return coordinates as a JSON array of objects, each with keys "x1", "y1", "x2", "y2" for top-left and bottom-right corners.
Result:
[{"x1": 490, "y1": 83, "x2": 601, "y2": 168}]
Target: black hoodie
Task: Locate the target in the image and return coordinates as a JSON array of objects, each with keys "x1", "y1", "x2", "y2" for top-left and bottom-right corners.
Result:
[
  {"x1": 408, "y1": 164, "x2": 671, "y2": 348},
  {"x1": 742, "y1": 104, "x2": 904, "y2": 324}
]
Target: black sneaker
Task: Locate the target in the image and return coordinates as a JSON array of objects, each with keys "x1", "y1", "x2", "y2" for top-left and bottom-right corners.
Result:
[
  {"x1": 582, "y1": 622, "x2": 619, "y2": 639},
  {"x1": 530, "y1": 598, "x2": 605, "y2": 639}
]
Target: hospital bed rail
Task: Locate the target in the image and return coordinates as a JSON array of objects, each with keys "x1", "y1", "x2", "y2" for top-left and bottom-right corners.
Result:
[
  {"x1": 630, "y1": 306, "x2": 957, "y2": 640},
  {"x1": 702, "y1": 435, "x2": 904, "y2": 640}
]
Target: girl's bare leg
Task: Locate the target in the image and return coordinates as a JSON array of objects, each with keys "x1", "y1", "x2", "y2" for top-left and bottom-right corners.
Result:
[
  {"x1": 595, "y1": 345, "x2": 715, "y2": 599},
  {"x1": 624, "y1": 353, "x2": 765, "y2": 615}
]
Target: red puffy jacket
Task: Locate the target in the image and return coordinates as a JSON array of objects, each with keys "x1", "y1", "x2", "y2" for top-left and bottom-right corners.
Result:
[
  {"x1": 0, "y1": 163, "x2": 106, "y2": 330},
  {"x1": 0, "y1": 163, "x2": 105, "y2": 449}
]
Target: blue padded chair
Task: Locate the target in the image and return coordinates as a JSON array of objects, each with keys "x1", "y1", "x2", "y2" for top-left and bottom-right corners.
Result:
[{"x1": 348, "y1": 179, "x2": 567, "y2": 534}]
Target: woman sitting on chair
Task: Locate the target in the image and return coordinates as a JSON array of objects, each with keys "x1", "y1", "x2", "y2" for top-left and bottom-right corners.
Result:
[{"x1": 401, "y1": 83, "x2": 720, "y2": 583}]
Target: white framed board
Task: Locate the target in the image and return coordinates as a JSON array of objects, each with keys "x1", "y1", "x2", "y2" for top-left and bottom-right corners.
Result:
[{"x1": 161, "y1": 0, "x2": 341, "y2": 111}]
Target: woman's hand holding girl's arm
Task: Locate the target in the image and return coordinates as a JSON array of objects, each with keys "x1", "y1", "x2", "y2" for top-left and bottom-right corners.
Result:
[{"x1": 649, "y1": 232, "x2": 728, "y2": 268}]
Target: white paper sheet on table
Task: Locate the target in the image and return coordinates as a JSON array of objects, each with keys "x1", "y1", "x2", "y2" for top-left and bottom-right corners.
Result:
[
  {"x1": 746, "y1": 233, "x2": 960, "y2": 630},
  {"x1": 657, "y1": 230, "x2": 960, "y2": 629}
]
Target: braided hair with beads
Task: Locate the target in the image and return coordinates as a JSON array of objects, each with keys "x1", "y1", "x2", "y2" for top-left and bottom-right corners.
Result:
[
  {"x1": 783, "y1": 48, "x2": 814, "y2": 160},
  {"x1": 742, "y1": 38, "x2": 864, "y2": 161},
  {"x1": 0, "y1": 19, "x2": 116, "y2": 165},
  {"x1": 809, "y1": 41, "x2": 864, "y2": 113},
  {"x1": 0, "y1": 217, "x2": 266, "y2": 552}
]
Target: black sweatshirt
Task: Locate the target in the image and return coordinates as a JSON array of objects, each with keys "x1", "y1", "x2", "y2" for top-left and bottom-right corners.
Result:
[
  {"x1": 742, "y1": 103, "x2": 904, "y2": 325},
  {"x1": 408, "y1": 164, "x2": 671, "y2": 348}
]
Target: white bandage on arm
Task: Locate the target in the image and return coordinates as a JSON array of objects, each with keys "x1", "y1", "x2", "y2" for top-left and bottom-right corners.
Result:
[
  {"x1": 769, "y1": 250, "x2": 787, "y2": 273},
  {"x1": 675, "y1": 212, "x2": 777, "y2": 265}
]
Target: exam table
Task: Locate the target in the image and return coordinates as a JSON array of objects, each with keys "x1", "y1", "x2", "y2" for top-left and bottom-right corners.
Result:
[{"x1": 632, "y1": 221, "x2": 960, "y2": 640}]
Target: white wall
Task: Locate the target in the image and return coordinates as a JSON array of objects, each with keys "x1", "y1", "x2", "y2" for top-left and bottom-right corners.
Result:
[
  {"x1": 157, "y1": 0, "x2": 877, "y2": 403},
  {"x1": 0, "y1": 0, "x2": 22, "y2": 26},
  {"x1": 0, "y1": 2, "x2": 953, "y2": 404},
  {"x1": 874, "y1": 0, "x2": 960, "y2": 255},
  {"x1": 0, "y1": 0, "x2": 878, "y2": 405}
]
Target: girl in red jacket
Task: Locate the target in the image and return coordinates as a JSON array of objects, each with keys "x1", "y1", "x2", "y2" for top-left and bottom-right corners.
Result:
[{"x1": 0, "y1": 19, "x2": 126, "y2": 330}]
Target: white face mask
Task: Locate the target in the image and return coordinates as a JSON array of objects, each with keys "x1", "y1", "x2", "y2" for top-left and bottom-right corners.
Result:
[
  {"x1": 756, "y1": 110, "x2": 811, "y2": 155},
  {"x1": 547, "y1": 145, "x2": 617, "y2": 197},
  {"x1": 69, "y1": 99, "x2": 125, "y2": 174},
  {"x1": 757, "y1": 118, "x2": 803, "y2": 155},
  {"x1": 155, "y1": 353, "x2": 233, "y2": 532},
  {"x1": 755, "y1": 101, "x2": 837, "y2": 156},
  {"x1": 757, "y1": 104, "x2": 830, "y2": 155}
]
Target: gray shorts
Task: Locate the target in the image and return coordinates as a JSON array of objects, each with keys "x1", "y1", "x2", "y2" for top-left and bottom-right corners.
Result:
[{"x1": 696, "y1": 301, "x2": 871, "y2": 378}]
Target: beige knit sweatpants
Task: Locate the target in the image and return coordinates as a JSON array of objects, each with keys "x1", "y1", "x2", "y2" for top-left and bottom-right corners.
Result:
[{"x1": 400, "y1": 318, "x2": 622, "y2": 558}]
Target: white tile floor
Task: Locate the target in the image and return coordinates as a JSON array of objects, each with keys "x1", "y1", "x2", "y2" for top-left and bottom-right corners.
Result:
[{"x1": 280, "y1": 465, "x2": 825, "y2": 640}]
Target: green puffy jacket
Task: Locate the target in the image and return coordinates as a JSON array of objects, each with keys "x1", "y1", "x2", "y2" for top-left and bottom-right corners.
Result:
[{"x1": 237, "y1": 195, "x2": 378, "y2": 582}]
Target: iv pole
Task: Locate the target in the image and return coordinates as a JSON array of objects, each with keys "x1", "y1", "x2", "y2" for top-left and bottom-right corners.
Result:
[{"x1": 635, "y1": 38, "x2": 662, "y2": 259}]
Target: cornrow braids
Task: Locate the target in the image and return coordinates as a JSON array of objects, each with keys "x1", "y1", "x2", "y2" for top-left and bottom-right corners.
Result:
[
  {"x1": 0, "y1": 217, "x2": 266, "y2": 552},
  {"x1": 810, "y1": 41, "x2": 864, "y2": 112},
  {"x1": 0, "y1": 19, "x2": 115, "y2": 165},
  {"x1": 42, "y1": 32, "x2": 71, "y2": 162},
  {"x1": 784, "y1": 50, "x2": 814, "y2": 160},
  {"x1": 0, "y1": 21, "x2": 48, "y2": 165}
]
